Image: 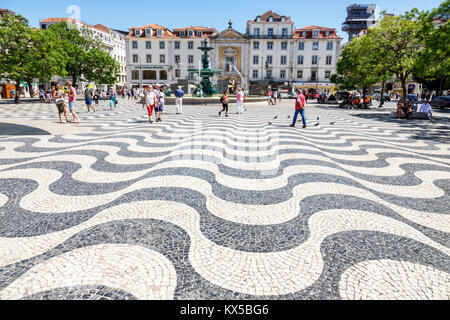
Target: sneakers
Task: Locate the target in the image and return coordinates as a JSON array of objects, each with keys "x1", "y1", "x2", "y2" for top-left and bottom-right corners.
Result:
[{"x1": 219, "y1": 111, "x2": 222, "y2": 116}]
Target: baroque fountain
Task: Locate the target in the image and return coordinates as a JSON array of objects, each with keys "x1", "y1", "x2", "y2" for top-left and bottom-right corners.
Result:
[{"x1": 188, "y1": 38, "x2": 222, "y2": 97}]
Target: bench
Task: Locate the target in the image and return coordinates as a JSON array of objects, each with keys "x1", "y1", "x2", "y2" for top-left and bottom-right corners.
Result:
[
  {"x1": 411, "y1": 112, "x2": 429, "y2": 120},
  {"x1": 392, "y1": 112, "x2": 430, "y2": 120}
]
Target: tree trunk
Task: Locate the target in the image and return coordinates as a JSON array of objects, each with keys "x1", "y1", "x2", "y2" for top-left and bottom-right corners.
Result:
[
  {"x1": 380, "y1": 80, "x2": 386, "y2": 107},
  {"x1": 14, "y1": 80, "x2": 20, "y2": 104},
  {"x1": 27, "y1": 81, "x2": 33, "y2": 98},
  {"x1": 401, "y1": 77, "x2": 407, "y2": 101},
  {"x1": 72, "y1": 75, "x2": 78, "y2": 89}
]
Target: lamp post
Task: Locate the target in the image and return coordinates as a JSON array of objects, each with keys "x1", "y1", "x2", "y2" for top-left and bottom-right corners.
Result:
[
  {"x1": 138, "y1": 56, "x2": 143, "y2": 89},
  {"x1": 316, "y1": 57, "x2": 322, "y2": 94}
]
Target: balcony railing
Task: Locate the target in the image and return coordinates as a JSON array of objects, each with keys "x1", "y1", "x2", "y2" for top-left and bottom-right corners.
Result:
[{"x1": 248, "y1": 34, "x2": 290, "y2": 39}]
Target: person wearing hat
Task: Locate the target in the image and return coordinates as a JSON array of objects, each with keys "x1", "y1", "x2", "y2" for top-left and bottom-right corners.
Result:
[
  {"x1": 175, "y1": 86, "x2": 185, "y2": 115},
  {"x1": 143, "y1": 85, "x2": 156, "y2": 123},
  {"x1": 290, "y1": 89, "x2": 307, "y2": 128}
]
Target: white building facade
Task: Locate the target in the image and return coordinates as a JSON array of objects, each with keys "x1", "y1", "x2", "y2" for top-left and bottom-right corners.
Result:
[
  {"x1": 125, "y1": 24, "x2": 217, "y2": 89},
  {"x1": 40, "y1": 18, "x2": 127, "y2": 89}
]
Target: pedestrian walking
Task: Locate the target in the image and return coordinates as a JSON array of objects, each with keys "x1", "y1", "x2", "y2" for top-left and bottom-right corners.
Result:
[
  {"x1": 273, "y1": 89, "x2": 278, "y2": 105},
  {"x1": 290, "y1": 89, "x2": 307, "y2": 128},
  {"x1": 39, "y1": 89, "x2": 45, "y2": 103},
  {"x1": 158, "y1": 84, "x2": 165, "y2": 122},
  {"x1": 101, "y1": 90, "x2": 106, "y2": 103},
  {"x1": 154, "y1": 84, "x2": 164, "y2": 122},
  {"x1": 67, "y1": 81, "x2": 80, "y2": 123},
  {"x1": 175, "y1": 86, "x2": 184, "y2": 115},
  {"x1": 143, "y1": 85, "x2": 156, "y2": 123},
  {"x1": 52, "y1": 84, "x2": 71, "y2": 124},
  {"x1": 236, "y1": 87, "x2": 245, "y2": 115},
  {"x1": 219, "y1": 91, "x2": 229, "y2": 117},
  {"x1": 109, "y1": 88, "x2": 117, "y2": 110},
  {"x1": 93, "y1": 90, "x2": 100, "y2": 106},
  {"x1": 85, "y1": 87, "x2": 95, "y2": 112}
]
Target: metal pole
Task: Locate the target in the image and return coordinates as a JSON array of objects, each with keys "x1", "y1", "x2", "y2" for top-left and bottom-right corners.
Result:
[{"x1": 139, "y1": 56, "x2": 142, "y2": 89}]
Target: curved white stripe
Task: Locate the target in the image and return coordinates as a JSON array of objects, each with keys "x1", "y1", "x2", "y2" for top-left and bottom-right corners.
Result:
[
  {"x1": 0, "y1": 244, "x2": 177, "y2": 300},
  {"x1": 0, "y1": 202, "x2": 448, "y2": 296},
  {"x1": 339, "y1": 260, "x2": 450, "y2": 300}
]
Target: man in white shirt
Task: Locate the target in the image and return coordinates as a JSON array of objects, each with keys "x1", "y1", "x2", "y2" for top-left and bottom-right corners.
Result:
[
  {"x1": 143, "y1": 85, "x2": 156, "y2": 123},
  {"x1": 420, "y1": 100, "x2": 432, "y2": 120}
]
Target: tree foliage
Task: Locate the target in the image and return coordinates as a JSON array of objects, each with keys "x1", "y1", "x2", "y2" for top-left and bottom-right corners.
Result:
[
  {"x1": 412, "y1": 0, "x2": 450, "y2": 90},
  {"x1": 332, "y1": 1, "x2": 449, "y2": 100},
  {"x1": 0, "y1": 14, "x2": 67, "y2": 103},
  {"x1": 48, "y1": 22, "x2": 119, "y2": 87}
]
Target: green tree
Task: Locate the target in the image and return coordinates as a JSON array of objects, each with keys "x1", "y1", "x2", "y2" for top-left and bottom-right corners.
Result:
[
  {"x1": 412, "y1": 0, "x2": 450, "y2": 93},
  {"x1": 48, "y1": 22, "x2": 119, "y2": 87},
  {"x1": 0, "y1": 14, "x2": 67, "y2": 103},
  {"x1": 369, "y1": 14, "x2": 423, "y2": 100},
  {"x1": 331, "y1": 35, "x2": 386, "y2": 97}
]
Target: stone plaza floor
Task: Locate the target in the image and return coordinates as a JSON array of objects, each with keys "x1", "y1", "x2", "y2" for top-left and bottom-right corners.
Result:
[{"x1": 0, "y1": 98, "x2": 448, "y2": 300}]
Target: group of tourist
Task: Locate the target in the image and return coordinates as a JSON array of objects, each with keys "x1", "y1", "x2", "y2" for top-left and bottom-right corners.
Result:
[
  {"x1": 53, "y1": 81, "x2": 79, "y2": 124},
  {"x1": 396, "y1": 98, "x2": 433, "y2": 120},
  {"x1": 142, "y1": 84, "x2": 166, "y2": 123}
]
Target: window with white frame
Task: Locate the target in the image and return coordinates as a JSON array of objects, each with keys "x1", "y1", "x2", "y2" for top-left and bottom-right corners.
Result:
[
  {"x1": 133, "y1": 55, "x2": 138, "y2": 63},
  {"x1": 253, "y1": 56, "x2": 259, "y2": 65},
  {"x1": 254, "y1": 28, "x2": 260, "y2": 37},
  {"x1": 267, "y1": 55, "x2": 273, "y2": 64},
  {"x1": 327, "y1": 42, "x2": 333, "y2": 50},
  {"x1": 157, "y1": 30, "x2": 163, "y2": 36},
  {"x1": 175, "y1": 41, "x2": 180, "y2": 49},
  {"x1": 280, "y1": 70, "x2": 286, "y2": 79},
  {"x1": 175, "y1": 69, "x2": 181, "y2": 78},
  {"x1": 131, "y1": 70, "x2": 139, "y2": 80},
  {"x1": 313, "y1": 42, "x2": 319, "y2": 50},
  {"x1": 188, "y1": 30, "x2": 193, "y2": 37},
  {"x1": 297, "y1": 70, "x2": 303, "y2": 79},
  {"x1": 313, "y1": 30, "x2": 319, "y2": 37},
  {"x1": 146, "y1": 29, "x2": 151, "y2": 36},
  {"x1": 281, "y1": 42, "x2": 288, "y2": 50},
  {"x1": 254, "y1": 42, "x2": 260, "y2": 50},
  {"x1": 268, "y1": 28, "x2": 274, "y2": 37},
  {"x1": 325, "y1": 70, "x2": 331, "y2": 79},
  {"x1": 160, "y1": 55, "x2": 165, "y2": 63},
  {"x1": 253, "y1": 70, "x2": 259, "y2": 78},
  {"x1": 180, "y1": 31, "x2": 185, "y2": 37},
  {"x1": 135, "y1": 30, "x2": 141, "y2": 37},
  {"x1": 175, "y1": 55, "x2": 180, "y2": 64},
  {"x1": 197, "y1": 31, "x2": 202, "y2": 37},
  {"x1": 146, "y1": 41, "x2": 151, "y2": 49},
  {"x1": 188, "y1": 55, "x2": 194, "y2": 64},
  {"x1": 281, "y1": 56, "x2": 287, "y2": 65},
  {"x1": 188, "y1": 41, "x2": 194, "y2": 49},
  {"x1": 132, "y1": 41, "x2": 138, "y2": 49},
  {"x1": 282, "y1": 28, "x2": 288, "y2": 37},
  {"x1": 146, "y1": 55, "x2": 152, "y2": 63},
  {"x1": 267, "y1": 70, "x2": 272, "y2": 78},
  {"x1": 267, "y1": 42, "x2": 273, "y2": 50},
  {"x1": 160, "y1": 41, "x2": 165, "y2": 49},
  {"x1": 326, "y1": 56, "x2": 332, "y2": 65},
  {"x1": 298, "y1": 42, "x2": 304, "y2": 50},
  {"x1": 312, "y1": 56, "x2": 318, "y2": 65},
  {"x1": 298, "y1": 55, "x2": 304, "y2": 65}
]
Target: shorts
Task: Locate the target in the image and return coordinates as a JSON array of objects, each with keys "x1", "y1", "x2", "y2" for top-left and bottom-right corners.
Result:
[
  {"x1": 69, "y1": 102, "x2": 75, "y2": 111},
  {"x1": 85, "y1": 98, "x2": 92, "y2": 105},
  {"x1": 56, "y1": 103, "x2": 65, "y2": 114},
  {"x1": 155, "y1": 104, "x2": 164, "y2": 112}
]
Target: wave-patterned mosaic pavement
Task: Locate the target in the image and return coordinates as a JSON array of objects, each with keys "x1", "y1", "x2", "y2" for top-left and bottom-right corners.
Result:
[{"x1": 0, "y1": 100, "x2": 449, "y2": 300}]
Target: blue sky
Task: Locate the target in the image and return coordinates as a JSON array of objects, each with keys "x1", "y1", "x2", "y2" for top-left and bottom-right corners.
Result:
[{"x1": 2, "y1": 0, "x2": 444, "y2": 40}]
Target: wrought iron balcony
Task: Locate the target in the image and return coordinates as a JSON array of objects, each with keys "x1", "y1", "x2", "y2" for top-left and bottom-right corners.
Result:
[{"x1": 248, "y1": 34, "x2": 291, "y2": 39}]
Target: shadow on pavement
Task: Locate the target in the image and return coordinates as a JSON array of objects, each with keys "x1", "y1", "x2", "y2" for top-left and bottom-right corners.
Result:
[{"x1": 0, "y1": 123, "x2": 51, "y2": 136}]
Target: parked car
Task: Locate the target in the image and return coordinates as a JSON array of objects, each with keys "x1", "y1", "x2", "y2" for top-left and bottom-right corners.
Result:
[
  {"x1": 430, "y1": 96, "x2": 450, "y2": 109},
  {"x1": 335, "y1": 91, "x2": 350, "y2": 101},
  {"x1": 373, "y1": 93, "x2": 391, "y2": 101},
  {"x1": 407, "y1": 94, "x2": 419, "y2": 102}
]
